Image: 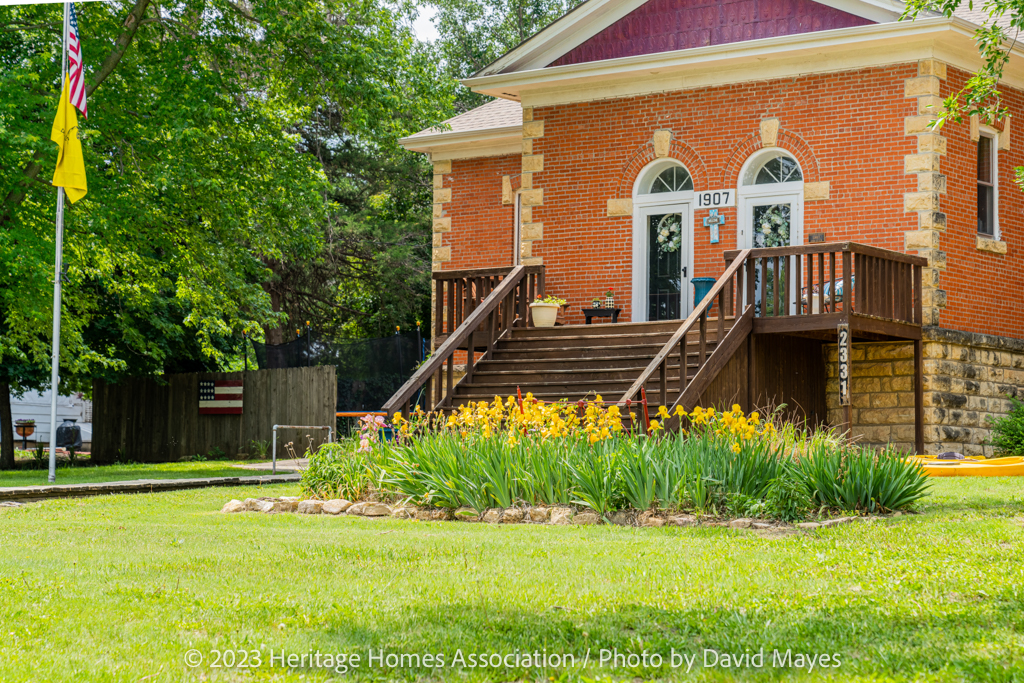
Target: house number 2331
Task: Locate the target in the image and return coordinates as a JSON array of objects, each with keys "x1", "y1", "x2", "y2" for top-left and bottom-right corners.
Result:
[
  {"x1": 837, "y1": 324, "x2": 851, "y2": 406},
  {"x1": 696, "y1": 190, "x2": 735, "y2": 208}
]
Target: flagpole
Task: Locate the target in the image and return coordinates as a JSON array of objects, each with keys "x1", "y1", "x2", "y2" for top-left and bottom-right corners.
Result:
[{"x1": 47, "y1": 2, "x2": 71, "y2": 484}]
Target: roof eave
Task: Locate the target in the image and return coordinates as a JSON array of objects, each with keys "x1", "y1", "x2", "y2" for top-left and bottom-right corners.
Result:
[
  {"x1": 463, "y1": 17, "x2": 1001, "y2": 98},
  {"x1": 399, "y1": 125, "x2": 524, "y2": 154}
]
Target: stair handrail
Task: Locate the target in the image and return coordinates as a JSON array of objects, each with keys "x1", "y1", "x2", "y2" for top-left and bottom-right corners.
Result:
[
  {"x1": 620, "y1": 249, "x2": 752, "y2": 405},
  {"x1": 383, "y1": 264, "x2": 529, "y2": 417}
]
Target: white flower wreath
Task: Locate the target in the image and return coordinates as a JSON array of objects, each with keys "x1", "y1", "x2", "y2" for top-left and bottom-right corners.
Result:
[
  {"x1": 655, "y1": 214, "x2": 682, "y2": 254},
  {"x1": 754, "y1": 205, "x2": 790, "y2": 249}
]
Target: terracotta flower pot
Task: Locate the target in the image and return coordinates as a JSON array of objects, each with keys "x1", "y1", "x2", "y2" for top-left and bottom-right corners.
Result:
[{"x1": 529, "y1": 302, "x2": 560, "y2": 327}]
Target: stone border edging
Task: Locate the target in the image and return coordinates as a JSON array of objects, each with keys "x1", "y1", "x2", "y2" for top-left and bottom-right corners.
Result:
[
  {"x1": 0, "y1": 473, "x2": 301, "y2": 502},
  {"x1": 222, "y1": 497, "x2": 899, "y2": 529}
]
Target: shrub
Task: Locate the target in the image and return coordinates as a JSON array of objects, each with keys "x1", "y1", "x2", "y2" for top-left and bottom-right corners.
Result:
[
  {"x1": 797, "y1": 445, "x2": 930, "y2": 513},
  {"x1": 302, "y1": 443, "x2": 382, "y2": 501},
  {"x1": 988, "y1": 395, "x2": 1024, "y2": 456},
  {"x1": 762, "y1": 476, "x2": 813, "y2": 522}
]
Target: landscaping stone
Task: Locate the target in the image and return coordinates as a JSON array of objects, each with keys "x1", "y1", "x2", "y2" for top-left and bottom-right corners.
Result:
[
  {"x1": 454, "y1": 506, "x2": 478, "y2": 522},
  {"x1": 322, "y1": 499, "x2": 352, "y2": 515},
  {"x1": 481, "y1": 509, "x2": 501, "y2": 524},
  {"x1": 529, "y1": 507, "x2": 550, "y2": 523},
  {"x1": 751, "y1": 522, "x2": 774, "y2": 529},
  {"x1": 254, "y1": 500, "x2": 277, "y2": 514},
  {"x1": 416, "y1": 508, "x2": 434, "y2": 521},
  {"x1": 550, "y1": 507, "x2": 573, "y2": 525},
  {"x1": 728, "y1": 518, "x2": 754, "y2": 529},
  {"x1": 638, "y1": 511, "x2": 665, "y2": 527},
  {"x1": 573, "y1": 512, "x2": 601, "y2": 525},
  {"x1": 431, "y1": 508, "x2": 454, "y2": 521},
  {"x1": 797, "y1": 522, "x2": 821, "y2": 530},
  {"x1": 348, "y1": 502, "x2": 390, "y2": 517},
  {"x1": 502, "y1": 508, "x2": 524, "y2": 524},
  {"x1": 243, "y1": 498, "x2": 264, "y2": 512},
  {"x1": 820, "y1": 517, "x2": 854, "y2": 527},
  {"x1": 278, "y1": 496, "x2": 300, "y2": 512},
  {"x1": 391, "y1": 506, "x2": 415, "y2": 519},
  {"x1": 220, "y1": 499, "x2": 246, "y2": 514},
  {"x1": 297, "y1": 500, "x2": 323, "y2": 515},
  {"x1": 608, "y1": 510, "x2": 632, "y2": 526},
  {"x1": 668, "y1": 514, "x2": 697, "y2": 527}
]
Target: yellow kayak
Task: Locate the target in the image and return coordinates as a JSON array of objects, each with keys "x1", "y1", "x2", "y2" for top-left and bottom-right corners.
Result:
[{"x1": 908, "y1": 455, "x2": 1024, "y2": 477}]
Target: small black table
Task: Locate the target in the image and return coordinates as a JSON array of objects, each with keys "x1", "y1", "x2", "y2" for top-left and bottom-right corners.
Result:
[{"x1": 583, "y1": 307, "x2": 622, "y2": 324}]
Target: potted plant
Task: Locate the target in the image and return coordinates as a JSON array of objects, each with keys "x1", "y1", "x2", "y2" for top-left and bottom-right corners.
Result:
[
  {"x1": 605, "y1": 288, "x2": 615, "y2": 308},
  {"x1": 14, "y1": 419, "x2": 35, "y2": 438},
  {"x1": 529, "y1": 294, "x2": 567, "y2": 327}
]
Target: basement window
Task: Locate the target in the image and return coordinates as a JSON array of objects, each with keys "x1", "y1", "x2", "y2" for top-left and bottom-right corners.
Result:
[{"x1": 977, "y1": 133, "x2": 997, "y2": 237}]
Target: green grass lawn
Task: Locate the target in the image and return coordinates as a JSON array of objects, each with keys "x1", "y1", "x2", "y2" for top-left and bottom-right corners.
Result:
[
  {"x1": 1, "y1": 478, "x2": 1022, "y2": 682},
  {"x1": 0, "y1": 461, "x2": 280, "y2": 488}
]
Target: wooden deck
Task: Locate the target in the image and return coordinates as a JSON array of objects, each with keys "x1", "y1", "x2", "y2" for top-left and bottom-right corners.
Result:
[{"x1": 383, "y1": 242, "x2": 928, "y2": 453}]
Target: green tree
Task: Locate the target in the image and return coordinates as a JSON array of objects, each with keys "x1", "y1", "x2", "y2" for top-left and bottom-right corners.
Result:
[
  {"x1": 903, "y1": 1, "x2": 1023, "y2": 183},
  {"x1": 428, "y1": 0, "x2": 583, "y2": 111},
  {"x1": 0, "y1": 0, "x2": 452, "y2": 467}
]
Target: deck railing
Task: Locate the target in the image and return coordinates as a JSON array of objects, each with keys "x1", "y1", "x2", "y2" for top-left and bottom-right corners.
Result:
[
  {"x1": 384, "y1": 265, "x2": 540, "y2": 415},
  {"x1": 432, "y1": 265, "x2": 545, "y2": 345},
  {"x1": 621, "y1": 249, "x2": 753, "y2": 409},
  {"x1": 723, "y1": 242, "x2": 926, "y2": 326}
]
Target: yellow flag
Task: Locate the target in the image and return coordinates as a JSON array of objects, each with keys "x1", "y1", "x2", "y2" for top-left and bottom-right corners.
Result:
[{"x1": 51, "y1": 75, "x2": 87, "y2": 203}]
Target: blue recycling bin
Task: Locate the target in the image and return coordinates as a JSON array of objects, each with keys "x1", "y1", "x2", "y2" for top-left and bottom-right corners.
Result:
[{"x1": 691, "y1": 277, "x2": 717, "y2": 311}]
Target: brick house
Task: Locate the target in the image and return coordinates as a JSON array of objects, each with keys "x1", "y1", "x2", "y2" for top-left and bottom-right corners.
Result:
[{"x1": 394, "y1": 0, "x2": 1024, "y2": 456}]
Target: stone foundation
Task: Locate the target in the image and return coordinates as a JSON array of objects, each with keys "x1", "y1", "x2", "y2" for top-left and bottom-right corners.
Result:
[{"x1": 825, "y1": 327, "x2": 1024, "y2": 455}]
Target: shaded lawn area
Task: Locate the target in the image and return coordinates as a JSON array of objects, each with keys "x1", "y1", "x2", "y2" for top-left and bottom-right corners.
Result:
[
  {"x1": 0, "y1": 478, "x2": 1022, "y2": 681},
  {"x1": 0, "y1": 461, "x2": 276, "y2": 488}
]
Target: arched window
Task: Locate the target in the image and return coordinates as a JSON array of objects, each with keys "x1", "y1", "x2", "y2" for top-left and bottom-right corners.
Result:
[
  {"x1": 638, "y1": 161, "x2": 693, "y2": 194},
  {"x1": 743, "y1": 152, "x2": 802, "y2": 185}
]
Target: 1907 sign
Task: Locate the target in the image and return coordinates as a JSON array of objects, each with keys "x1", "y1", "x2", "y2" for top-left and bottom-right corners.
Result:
[{"x1": 837, "y1": 324, "x2": 851, "y2": 406}]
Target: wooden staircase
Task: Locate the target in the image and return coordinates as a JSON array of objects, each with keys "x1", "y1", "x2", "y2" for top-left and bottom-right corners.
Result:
[
  {"x1": 383, "y1": 242, "x2": 929, "y2": 448},
  {"x1": 448, "y1": 320, "x2": 733, "y2": 408}
]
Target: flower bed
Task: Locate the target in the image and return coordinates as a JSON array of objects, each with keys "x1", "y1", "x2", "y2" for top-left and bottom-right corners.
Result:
[{"x1": 300, "y1": 398, "x2": 930, "y2": 522}]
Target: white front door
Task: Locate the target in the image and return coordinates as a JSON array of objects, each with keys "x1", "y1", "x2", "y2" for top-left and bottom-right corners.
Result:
[
  {"x1": 738, "y1": 191, "x2": 803, "y2": 250},
  {"x1": 739, "y1": 191, "x2": 802, "y2": 315},
  {"x1": 632, "y1": 203, "x2": 693, "y2": 321}
]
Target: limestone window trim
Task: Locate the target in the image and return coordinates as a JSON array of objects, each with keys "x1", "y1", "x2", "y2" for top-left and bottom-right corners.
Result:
[
  {"x1": 977, "y1": 126, "x2": 999, "y2": 240},
  {"x1": 976, "y1": 235, "x2": 1007, "y2": 255}
]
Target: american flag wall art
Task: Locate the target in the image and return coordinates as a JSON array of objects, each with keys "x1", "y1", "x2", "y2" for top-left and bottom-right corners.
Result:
[{"x1": 198, "y1": 380, "x2": 244, "y2": 415}]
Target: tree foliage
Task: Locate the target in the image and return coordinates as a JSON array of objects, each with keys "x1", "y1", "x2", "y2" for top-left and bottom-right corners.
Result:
[
  {"x1": 903, "y1": 1, "x2": 1023, "y2": 182},
  {"x1": 428, "y1": 0, "x2": 583, "y2": 111},
  {"x1": 0, "y1": 0, "x2": 453, "y2": 466}
]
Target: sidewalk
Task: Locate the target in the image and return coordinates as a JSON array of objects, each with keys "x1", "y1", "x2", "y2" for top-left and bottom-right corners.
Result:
[{"x1": 0, "y1": 472, "x2": 300, "y2": 502}]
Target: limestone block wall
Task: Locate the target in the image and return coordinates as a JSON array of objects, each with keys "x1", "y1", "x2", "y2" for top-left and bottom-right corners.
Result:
[{"x1": 825, "y1": 328, "x2": 1024, "y2": 455}]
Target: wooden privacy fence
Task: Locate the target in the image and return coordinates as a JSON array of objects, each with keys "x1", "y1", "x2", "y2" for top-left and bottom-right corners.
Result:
[{"x1": 91, "y1": 367, "x2": 337, "y2": 463}]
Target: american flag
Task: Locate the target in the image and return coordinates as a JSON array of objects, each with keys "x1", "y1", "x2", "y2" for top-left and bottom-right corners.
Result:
[
  {"x1": 67, "y1": 3, "x2": 87, "y2": 117},
  {"x1": 198, "y1": 380, "x2": 244, "y2": 415}
]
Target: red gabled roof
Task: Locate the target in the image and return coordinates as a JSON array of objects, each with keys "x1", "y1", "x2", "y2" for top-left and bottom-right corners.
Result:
[{"x1": 551, "y1": 0, "x2": 874, "y2": 67}]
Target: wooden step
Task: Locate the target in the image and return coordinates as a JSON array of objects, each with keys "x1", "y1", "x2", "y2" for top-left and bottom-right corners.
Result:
[
  {"x1": 469, "y1": 364, "x2": 687, "y2": 385},
  {"x1": 455, "y1": 379, "x2": 687, "y2": 397},
  {"x1": 508, "y1": 320, "x2": 686, "y2": 338},
  {"x1": 489, "y1": 340, "x2": 721, "y2": 362}
]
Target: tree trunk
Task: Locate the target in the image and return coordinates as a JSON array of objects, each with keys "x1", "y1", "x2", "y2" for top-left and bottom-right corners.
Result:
[{"x1": 0, "y1": 382, "x2": 15, "y2": 470}]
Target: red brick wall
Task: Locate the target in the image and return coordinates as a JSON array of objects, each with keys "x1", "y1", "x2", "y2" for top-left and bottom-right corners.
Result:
[
  {"x1": 528, "y1": 64, "x2": 920, "y2": 325},
  {"x1": 438, "y1": 155, "x2": 519, "y2": 271},
  {"x1": 936, "y1": 66, "x2": 1023, "y2": 338},
  {"x1": 440, "y1": 64, "x2": 1024, "y2": 337}
]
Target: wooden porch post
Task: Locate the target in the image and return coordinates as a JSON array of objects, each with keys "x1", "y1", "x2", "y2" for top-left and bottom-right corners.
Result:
[
  {"x1": 746, "y1": 333, "x2": 755, "y2": 412},
  {"x1": 914, "y1": 338, "x2": 924, "y2": 454}
]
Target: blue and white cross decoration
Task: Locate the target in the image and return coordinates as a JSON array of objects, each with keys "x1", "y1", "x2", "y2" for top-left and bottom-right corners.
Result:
[{"x1": 703, "y1": 209, "x2": 726, "y2": 244}]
